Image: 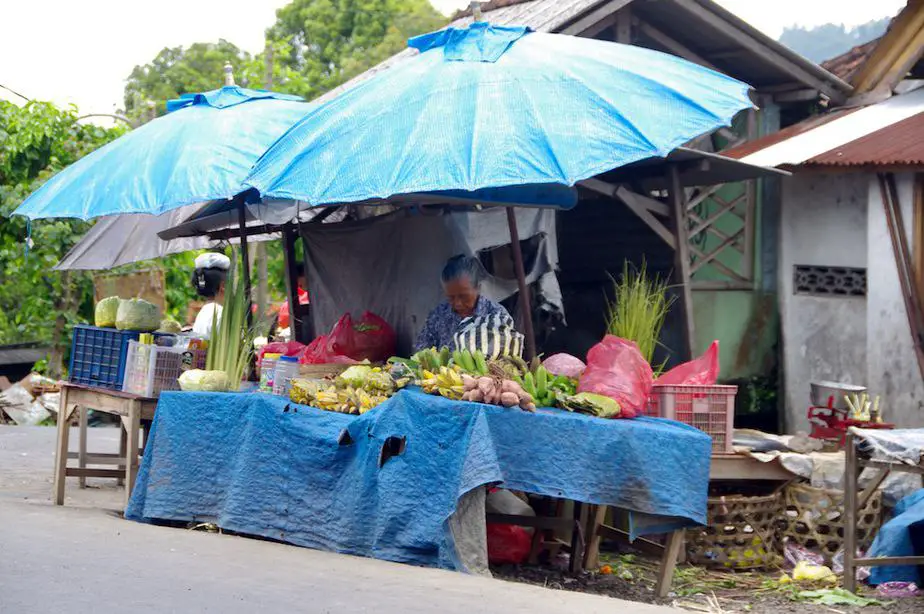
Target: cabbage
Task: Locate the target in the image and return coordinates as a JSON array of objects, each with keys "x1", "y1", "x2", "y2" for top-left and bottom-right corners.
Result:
[
  {"x1": 115, "y1": 298, "x2": 161, "y2": 332},
  {"x1": 338, "y1": 365, "x2": 372, "y2": 387},
  {"x1": 158, "y1": 318, "x2": 182, "y2": 333},
  {"x1": 178, "y1": 369, "x2": 231, "y2": 392},
  {"x1": 95, "y1": 296, "x2": 121, "y2": 328}
]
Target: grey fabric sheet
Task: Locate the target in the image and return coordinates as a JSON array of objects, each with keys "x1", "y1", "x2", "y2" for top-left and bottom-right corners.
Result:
[{"x1": 299, "y1": 208, "x2": 562, "y2": 354}]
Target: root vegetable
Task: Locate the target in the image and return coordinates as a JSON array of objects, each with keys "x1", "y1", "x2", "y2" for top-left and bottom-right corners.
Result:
[
  {"x1": 470, "y1": 389, "x2": 484, "y2": 403},
  {"x1": 524, "y1": 402, "x2": 536, "y2": 412},
  {"x1": 500, "y1": 392, "x2": 519, "y2": 407},
  {"x1": 461, "y1": 375, "x2": 477, "y2": 391},
  {"x1": 477, "y1": 377, "x2": 493, "y2": 396},
  {"x1": 461, "y1": 391, "x2": 474, "y2": 402}
]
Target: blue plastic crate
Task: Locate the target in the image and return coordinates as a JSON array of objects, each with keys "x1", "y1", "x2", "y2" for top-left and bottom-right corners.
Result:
[{"x1": 68, "y1": 325, "x2": 167, "y2": 391}]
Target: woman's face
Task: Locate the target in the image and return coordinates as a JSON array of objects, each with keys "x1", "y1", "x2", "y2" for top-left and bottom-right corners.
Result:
[{"x1": 443, "y1": 276, "x2": 479, "y2": 317}]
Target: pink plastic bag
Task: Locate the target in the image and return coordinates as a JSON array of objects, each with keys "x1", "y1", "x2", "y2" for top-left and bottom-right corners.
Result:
[
  {"x1": 655, "y1": 341, "x2": 719, "y2": 386},
  {"x1": 257, "y1": 341, "x2": 305, "y2": 363},
  {"x1": 577, "y1": 336, "x2": 653, "y2": 418},
  {"x1": 542, "y1": 353, "x2": 586, "y2": 378}
]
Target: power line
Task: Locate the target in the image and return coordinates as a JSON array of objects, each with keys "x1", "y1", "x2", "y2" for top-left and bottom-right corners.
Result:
[{"x1": 0, "y1": 83, "x2": 31, "y2": 102}]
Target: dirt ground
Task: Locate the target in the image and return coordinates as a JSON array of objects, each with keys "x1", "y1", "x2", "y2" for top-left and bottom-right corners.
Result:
[{"x1": 493, "y1": 551, "x2": 924, "y2": 614}]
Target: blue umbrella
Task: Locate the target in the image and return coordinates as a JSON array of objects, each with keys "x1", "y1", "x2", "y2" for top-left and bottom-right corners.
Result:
[
  {"x1": 244, "y1": 22, "x2": 754, "y2": 206},
  {"x1": 13, "y1": 86, "x2": 308, "y2": 220}
]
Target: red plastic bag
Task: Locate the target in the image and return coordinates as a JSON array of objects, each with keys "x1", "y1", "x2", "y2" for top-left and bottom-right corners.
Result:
[
  {"x1": 298, "y1": 335, "x2": 357, "y2": 365},
  {"x1": 328, "y1": 311, "x2": 396, "y2": 363},
  {"x1": 486, "y1": 523, "x2": 532, "y2": 565},
  {"x1": 655, "y1": 341, "x2": 719, "y2": 386},
  {"x1": 577, "y1": 336, "x2": 653, "y2": 418}
]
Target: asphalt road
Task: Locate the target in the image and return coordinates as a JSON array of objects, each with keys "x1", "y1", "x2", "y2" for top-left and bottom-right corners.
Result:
[{"x1": 0, "y1": 426, "x2": 677, "y2": 613}]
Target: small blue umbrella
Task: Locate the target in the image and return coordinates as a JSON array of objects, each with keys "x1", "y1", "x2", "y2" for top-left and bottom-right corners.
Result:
[
  {"x1": 13, "y1": 86, "x2": 308, "y2": 220},
  {"x1": 245, "y1": 22, "x2": 754, "y2": 206}
]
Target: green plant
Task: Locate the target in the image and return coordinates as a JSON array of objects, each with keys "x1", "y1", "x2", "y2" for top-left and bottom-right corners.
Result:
[
  {"x1": 205, "y1": 261, "x2": 256, "y2": 387},
  {"x1": 605, "y1": 260, "x2": 674, "y2": 369}
]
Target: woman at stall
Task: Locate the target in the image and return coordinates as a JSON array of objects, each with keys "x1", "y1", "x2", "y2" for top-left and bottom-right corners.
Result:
[
  {"x1": 190, "y1": 252, "x2": 230, "y2": 338},
  {"x1": 415, "y1": 255, "x2": 510, "y2": 351}
]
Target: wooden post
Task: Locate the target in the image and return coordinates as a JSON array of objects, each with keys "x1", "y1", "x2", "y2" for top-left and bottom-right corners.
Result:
[
  {"x1": 282, "y1": 224, "x2": 305, "y2": 342},
  {"x1": 844, "y1": 430, "x2": 859, "y2": 593},
  {"x1": 506, "y1": 208, "x2": 537, "y2": 360},
  {"x1": 53, "y1": 388, "x2": 74, "y2": 505},
  {"x1": 78, "y1": 406, "x2": 88, "y2": 488},
  {"x1": 238, "y1": 200, "x2": 252, "y2": 307},
  {"x1": 655, "y1": 530, "x2": 685, "y2": 598},
  {"x1": 668, "y1": 165, "x2": 696, "y2": 359},
  {"x1": 122, "y1": 400, "x2": 141, "y2": 511}
]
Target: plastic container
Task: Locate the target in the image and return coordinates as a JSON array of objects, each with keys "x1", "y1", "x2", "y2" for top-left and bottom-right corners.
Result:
[
  {"x1": 272, "y1": 356, "x2": 300, "y2": 396},
  {"x1": 68, "y1": 325, "x2": 166, "y2": 391},
  {"x1": 122, "y1": 340, "x2": 186, "y2": 397},
  {"x1": 259, "y1": 353, "x2": 281, "y2": 393},
  {"x1": 646, "y1": 384, "x2": 737, "y2": 454}
]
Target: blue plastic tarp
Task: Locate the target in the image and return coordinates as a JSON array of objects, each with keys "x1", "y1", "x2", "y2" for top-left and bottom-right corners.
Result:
[
  {"x1": 245, "y1": 23, "x2": 754, "y2": 207},
  {"x1": 127, "y1": 389, "x2": 711, "y2": 570},
  {"x1": 868, "y1": 488, "x2": 924, "y2": 585}
]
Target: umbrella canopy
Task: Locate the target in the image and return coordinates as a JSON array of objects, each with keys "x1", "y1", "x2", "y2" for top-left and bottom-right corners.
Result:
[
  {"x1": 13, "y1": 86, "x2": 308, "y2": 220},
  {"x1": 245, "y1": 23, "x2": 754, "y2": 206}
]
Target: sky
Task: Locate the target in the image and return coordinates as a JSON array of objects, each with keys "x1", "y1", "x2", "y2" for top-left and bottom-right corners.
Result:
[{"x1": 0, "y1": 0, "x2": 908, "y2": 117}]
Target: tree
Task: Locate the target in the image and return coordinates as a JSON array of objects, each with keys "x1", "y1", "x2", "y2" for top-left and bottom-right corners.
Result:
[
  {"x1": 0, "y1": 100, "x2": 125, "y2": 375},
  {"x1": 267, "y1": 0, "x2": 446, "y2": 99},
  {"x1": 123, "y1": 40, "x2": 252, "y2": 119},
  {"x1": 779, "y1": 18, "x2": 890, "y2": 64}
]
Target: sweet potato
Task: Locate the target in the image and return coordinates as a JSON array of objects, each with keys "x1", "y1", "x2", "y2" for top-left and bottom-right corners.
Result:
[{"x1": 500, "y1": 392, "x2": 520, "y2": 407}]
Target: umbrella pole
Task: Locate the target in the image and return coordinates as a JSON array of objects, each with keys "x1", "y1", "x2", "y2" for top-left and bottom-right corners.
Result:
[
  {"x1": 237, "y1": 200, "x2": 252, "y2": 311},
  {"x1": 506, "y1": 207, "x2": 537, "y2": 360}
]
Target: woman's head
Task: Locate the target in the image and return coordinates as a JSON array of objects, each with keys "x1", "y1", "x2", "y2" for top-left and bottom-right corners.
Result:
[
  {"x1": 441, "y1": 255, "x2": 482, "y2": 317},
  {"x1": 191, "y1": 252, "x2": 230, "y2": 299}
]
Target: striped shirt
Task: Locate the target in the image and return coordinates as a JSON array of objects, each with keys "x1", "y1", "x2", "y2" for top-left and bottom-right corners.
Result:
[{"x1": 415, "y1": 295, "x2": 509, "y2": 351}]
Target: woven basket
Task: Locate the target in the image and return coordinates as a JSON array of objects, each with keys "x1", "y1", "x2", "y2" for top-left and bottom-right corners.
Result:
[
  {"x1": 780, "y1": 483, "x2": 882, "y2": 563},
  {"x1": 686, "y1": 490, "x2": 783, "y2": 570}
]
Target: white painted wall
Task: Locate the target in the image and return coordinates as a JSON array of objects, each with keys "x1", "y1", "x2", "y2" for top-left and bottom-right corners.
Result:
[
  {"x1": 779, "y1": 173, "x2": 869, "y2": 432},
  {"x1": 866, "y1": 173, "x2": 924, "y2": 427}
]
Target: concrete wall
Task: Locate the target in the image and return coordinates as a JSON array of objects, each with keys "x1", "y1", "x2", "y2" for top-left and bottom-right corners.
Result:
[
  {"x1": 780, "y1": 173, "x2": 869, "y2": 431},
  {"x1": 866, "y1": 173, "x2": 924, "y2": 427}
]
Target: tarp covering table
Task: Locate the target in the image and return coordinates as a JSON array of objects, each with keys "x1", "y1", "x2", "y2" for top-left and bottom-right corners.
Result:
[{"x1": 126, "y1": 389, "x2": 711, "y2": 570}]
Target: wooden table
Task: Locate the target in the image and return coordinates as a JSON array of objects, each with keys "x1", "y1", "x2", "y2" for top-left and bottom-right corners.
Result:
[
  {"x1": 843, "y1": 429, "x2": 924, "y2": 593},
  {"x1": 54, "y1": 383, "x2": 157, "y2": 510}
]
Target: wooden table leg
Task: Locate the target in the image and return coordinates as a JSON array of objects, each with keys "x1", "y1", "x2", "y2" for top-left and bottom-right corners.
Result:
[
  {"x1": 655, "y1": 530, "x2": 685, "y2": 598},
  {"x1": 583, "y1": 505, "x2": 608, "y2": 570},
  {"x1": 78, "y1": 405, "x2": 88, "y2": 488},
  {"x1": 53, "y1": 389, "x2": 75, "y2": 506},
  {"x1": 122, "y1": 399, "x2": 141, "y2": 511},
  {"x1": 844, "y1": 430, "x2": 859, "y2": 594},
  {"x1": 569, "y1": 501, "x2": 588, "y2": 574},
  {"x1": 117, "y1": 423, "x2": 127, "y2": 486}
]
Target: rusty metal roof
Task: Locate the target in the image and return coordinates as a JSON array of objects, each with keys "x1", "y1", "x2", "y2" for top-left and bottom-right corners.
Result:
[
  {"x1": 822, "y1": 39, "x2": 881, "y2": 82},
  {"x1": 805, "y1": 111, "x2": 924, "y2": 167},
  {"x1": 726, "y1": 86, "x2": 924, "y2": 169}
]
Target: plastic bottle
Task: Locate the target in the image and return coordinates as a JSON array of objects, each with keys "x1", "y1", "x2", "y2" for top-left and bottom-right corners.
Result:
[
  {"x1": 272, "y1": 356, "x2": 300, "y2": 396},
  {"x1": 259, "y1": 353, "x2": 281, "y2": 393}
]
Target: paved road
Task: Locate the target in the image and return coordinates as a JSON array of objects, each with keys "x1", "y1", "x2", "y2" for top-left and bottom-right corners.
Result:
[{"x1": 0, "y1": 426, "x2": 677, "y2": 613}]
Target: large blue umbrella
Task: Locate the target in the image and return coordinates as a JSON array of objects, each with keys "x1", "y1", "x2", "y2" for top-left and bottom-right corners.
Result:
[
  {"x1": 244, "y1": 22, "x2": 754, "y2": 205},
  {"x1": 13, "y1": 86, "x2": 308, "y2": 220}
]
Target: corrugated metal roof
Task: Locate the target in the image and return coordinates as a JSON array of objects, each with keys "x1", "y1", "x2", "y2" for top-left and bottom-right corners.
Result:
[
  {"x1": 315, "y1": 0, "x2": 850, "y2": 105},
  {"x1": 805, "y1": 111, "x2": 924, "y2": 167},
  {"x1": 736, "y1": 86, "x2": 924, "y2": 168},
  {"x1": 822, "y1": 39, "x2": 880, "y2": 82},
  {"x1": 723, "y1": 109, "x2": 857, "y2": 160}
]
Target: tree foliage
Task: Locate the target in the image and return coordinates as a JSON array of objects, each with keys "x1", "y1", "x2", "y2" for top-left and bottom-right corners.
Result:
[
  {"x1": 0, "y1": 101, "x2": 125, "y2": 372},
  {"x1": 124, "y1": 40, "x2": 253, "y2": 118},
  {"x1": 779, "y1": 18, "x2": 890, "y2": 64}
]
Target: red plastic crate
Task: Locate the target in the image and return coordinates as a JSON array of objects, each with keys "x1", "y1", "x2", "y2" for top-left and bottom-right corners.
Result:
[{"x1": 646, "y1": 385, "x2": 737, "y2": 455}]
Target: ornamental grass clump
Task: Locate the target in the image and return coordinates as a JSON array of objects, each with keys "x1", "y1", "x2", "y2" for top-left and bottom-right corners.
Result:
[
  {"x1": 205, "y1": 262, "x2": 255, "y2": 389},
  {"x1": 606, "y1": 260, "x2": 674, "y2": 368}
]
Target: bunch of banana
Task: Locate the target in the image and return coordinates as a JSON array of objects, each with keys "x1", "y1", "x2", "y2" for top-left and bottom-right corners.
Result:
[
  {"x1": 452, "y1": 349, "x2": 488, "y2": 376},
  {"x1": 420, "y1": 366, "x2": 466, "y2": 400},
  {"x1": 411, "y1": 347, "x2": 451, "y2": 372},
  {"x1": 290, "y1": 380, "x2": 389, "y2": 415},
  {"x1": 516, "y1": 366, "x2": 556, "y2": 408}
]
